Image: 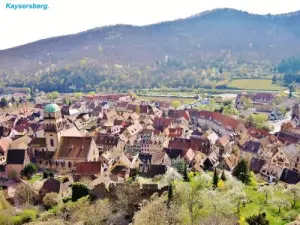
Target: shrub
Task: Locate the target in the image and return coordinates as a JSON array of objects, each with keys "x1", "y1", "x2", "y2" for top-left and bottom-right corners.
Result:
[
  {"x1": 43, "y1": 170, "x2": 50, "y2": 179},
  {"x1": 12, "y1": 209, "x2": 37, "y2": 225},
  {"x1": 43, "y1": 170, "x2": 54, "y2": 179},
  {"x1": 71, "y1": 183, "x2": 89, "y2": 202},
  {"x1": 246, "y1": 212, "x2": 269, "y2": 225},
  {"x1": 21, "y1": 163, "x2": 38, "y2": 178},
  {"x1": 43, "y1": 192, "x2": 61, "y2": 209}
]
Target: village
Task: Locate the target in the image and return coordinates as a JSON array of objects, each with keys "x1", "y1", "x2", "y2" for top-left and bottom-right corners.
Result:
[{"x1": 0, "y1": 90, "x2": 299, "y2": 224}]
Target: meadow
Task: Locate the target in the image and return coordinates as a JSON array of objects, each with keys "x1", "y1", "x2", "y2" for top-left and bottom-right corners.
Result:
[{"x1": 228, "y1": 79, "x2": 283, "y2": 91}]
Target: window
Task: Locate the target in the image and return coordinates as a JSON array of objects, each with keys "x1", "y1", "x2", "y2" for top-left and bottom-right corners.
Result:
[
  {"x1": 68, "y1": 162, "x2": 72, "y2": 168},
  {"x1": 50, "y1": 139, "x2": 54, "y2": 147}
]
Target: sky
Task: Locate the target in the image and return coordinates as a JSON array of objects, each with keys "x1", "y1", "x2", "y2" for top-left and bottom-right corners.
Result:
[{"x1": 1, "y1": 0, "x2": 300, "y2": 50}]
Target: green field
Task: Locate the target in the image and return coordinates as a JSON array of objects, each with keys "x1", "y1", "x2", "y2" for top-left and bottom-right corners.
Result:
[
  {"x1": 139, "y1": 96, "x2": 195, "y2": 105},
  {"x1": 240, "y1": 186, "x2": 299, "y2": 225},
  {"x1": 228, "y1": 79, "x2": 283, "y2": 91}
]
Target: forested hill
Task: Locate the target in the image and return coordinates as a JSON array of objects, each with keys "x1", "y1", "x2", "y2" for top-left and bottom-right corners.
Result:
[{"x1": 1, "y1": 8, "x2": 300, "y2": 73}]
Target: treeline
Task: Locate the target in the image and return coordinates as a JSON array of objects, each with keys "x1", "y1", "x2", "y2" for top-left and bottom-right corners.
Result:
[
  {"x1": 278, "y1": 56, "x2": 300, "y2": 85},
  {"x1": 0, "y1": 57, "x2": 276, "y2": 93}
]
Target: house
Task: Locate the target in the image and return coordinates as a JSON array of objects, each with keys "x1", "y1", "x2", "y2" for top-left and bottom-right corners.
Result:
[
  {"x1": 203, "y1": 151, "x2": 219, "y2": 170},
  {"x1": 240, "y1": 140, "x2": 262, "y2": 159},
  {"x1": 236, "y1": 93, "x2": 275, "y2": 112},
  {"x1": 153, "y1": 117, "x2": 172, "y2": 131},
  {"x1": 168, "y1": 109, "x2": 190, "y2": 121},
  {"x1": 95, "y1": 134, "x2": 120, "y2": 153},
  {"x1": 250, "y1": 158, "x2": 267, "y2": 174},
  {"x1": 215, "y1": 135, "x2": 231, "y2": 156},
  {"x1": 197, "y1": 111, "x2": 247, "y2": 135},
  {"x1": 280, "y1": 168, "x2": 300, "y2": 184},
  {"x1": 0, "y1": 137, "x2": 12, "y2": 165},
  {"x1": 270, "y1": 144, "x2": 300, "y2": 172},
  {"x1": 39, "y1": 177, "x2": 73, "y2": 199},
  {"x1": 260, "y1": 163, "x2": 283, "y2": 183},
  {"x1": 6, "y1": 149, "x2": 30, "y2": 180},
  {"x1": 74, "y1": 161, "x2": 102, "y2": 180},
  {"x1": 269, "y1": 110, "x2": 284, "y2": 121},
  {"x1": 218, "y1": 153, "x2": 239, "y2": 172},
  {"x1": 37, "y1": 136, "x2": 100, "y2": 171}
]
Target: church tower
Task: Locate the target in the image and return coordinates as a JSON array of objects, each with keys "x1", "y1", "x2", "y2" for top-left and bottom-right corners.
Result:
[{"x1": 44, "y1": 103, "x2": 64, "y2": 152}]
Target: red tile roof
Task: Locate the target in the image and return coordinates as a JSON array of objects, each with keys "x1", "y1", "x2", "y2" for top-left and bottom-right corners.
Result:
[
  {"x1": 198, "y1": 111, "x2": 242, "y2": 131},
  {"x1": 75, "y1": 162, "x2": 101, "y2": 175}
]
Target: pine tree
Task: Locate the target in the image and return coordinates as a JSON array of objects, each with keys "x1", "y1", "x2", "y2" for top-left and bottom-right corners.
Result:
[
  {"x1": 167, "y1": 182, "x2": 173, "y2": 208},
  {"x1": 272, "y1": 75, "x2": 277, "y2": 84},
  {"x1": 221, "y1": 170, "x2": 227, "y2": 181},
  {"x1": 213, "y1": 168, "x2": 219, "y2": 189},
  {"x1": 183, "y1": 163, "x2": 189, "y2": 182},
  {"x1": 233, "y1": 159, "x2": 251, "y2": 184}
]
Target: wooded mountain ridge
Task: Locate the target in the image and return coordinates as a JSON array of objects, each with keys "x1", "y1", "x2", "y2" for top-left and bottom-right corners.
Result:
[{"x1": 1, "y1": 8, "x2": 300, "y2": 74}]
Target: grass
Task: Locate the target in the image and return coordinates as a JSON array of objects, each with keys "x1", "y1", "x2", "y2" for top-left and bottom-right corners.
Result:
[
  {"x1": 0, "y1": 190, "x2": 11, "y2": 210},
  {"x1": 139, "y1": 96, "x2": 195, "y2": 105},
  {"x1": 28, "y1": 174, "x2": 42, "y2": 184},
  {"x1": 240, "y1": 186, "x2": 300, "y2": 225},
  {"x1": 228, "y1": 79, "x2": 283, "y2": 91}
]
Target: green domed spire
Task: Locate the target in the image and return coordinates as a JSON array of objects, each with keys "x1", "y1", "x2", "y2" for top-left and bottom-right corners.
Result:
[{"x1": 44, "y1": 103, "x2": 60, "y2": 113}]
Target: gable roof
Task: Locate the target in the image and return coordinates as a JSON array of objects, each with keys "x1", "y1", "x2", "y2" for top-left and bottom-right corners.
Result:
[
  {"x1": 282, "y1": 144, "x2": 300, "y2": 161},
  {"x1": 75, "y1": 162, "x2": 102, "y2": 176},
  {"x1": 54, "y1": 136, "x2": 94, "y2": 160},
  {"x1": 6, "y1": 149, "x2": 26, "y2": 164},
  {"x1": 198, "y1": 111, "x2": 243, "y2": 131},
  {"x1": 241, "y1": 140, "x2": 261, "y2": 154},
  {"x1": 250, "y1": 158, "x2": 266, "y2": 173},
  {"x1": 280, "y1": 168, "x2": 300, "y2": 184}
]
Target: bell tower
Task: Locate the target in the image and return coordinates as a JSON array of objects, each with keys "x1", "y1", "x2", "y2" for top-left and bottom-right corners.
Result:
[{"x1": 44, "y1": 104, "x2": 64, "y2": 152}]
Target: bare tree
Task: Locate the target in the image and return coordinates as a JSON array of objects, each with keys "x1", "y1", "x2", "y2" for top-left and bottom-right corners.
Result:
[
  {"x1": 15, "y1": 183, "x2": 37, "y2": 205},
  {"x1": 116, "y1": 184, "x2": 143, "y2": 221}
]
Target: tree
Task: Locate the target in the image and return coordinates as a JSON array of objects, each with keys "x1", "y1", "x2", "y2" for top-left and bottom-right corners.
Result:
[
  {"x1": 272, "y1": 198, "x2": 291, "y2": 214},
  {"x1": 212, "y1": 168, "x2": 219, "y2": 189},
  {"x1": 71, "y1": 183, "x2": 89, "y2": 202},
  {"x1": 285, "y1": 184, "x2": 300, "y2": 208},
  {"x1": 221, "y1": 170, "x2": 227, "y2": 181},
  {"x1": 272, "y1": 75, "x2": 277, "y2": 84},
  {"x1": 167, "y1": 182, "x2": 173, "y2": 208},
  {"x1": 43, "y1": 170, "x2": 50, "y2": 179},
  {"x1": 15, "y1": 183, "x2": 37, "y2": 205},
  {"x1": 0, "y1": 98, "x2": 8, "y2": 108},
  {"x1": 88, "y1": 91, "x2": 96, "y2": 95},
  {"x1": 11, "y1": 97, "x2": 16, "y2": 104},
  {"x1": 116, "y1": 183, "x2": 142, "y2": 220},
  {"x1": 246, "y1": 212, "x2": 270, "y2": 225},
  {"x1": 171, "y1": 157, "x2": 186, "y2": 175},
  {"x1": 240, "y1": 96, "x2": 252, "y2": 110},
  {"x1": 21, "y1": 163, "x2": 38, "y2": 178},
  {"x1": 258, "y1": 185, "x2": 274, "y2": 204},
  {"x1": 183, "y1": 163, "x2": 189, "y2": 182},
  {"x1": 171, "y1": 100, "x2": 181, "y2": 109},
  {"x1": 43, "y1": 192, "x2": 61, "y2": 208},
  {"x1": 134, "y1": 197, "x2": 180, "y2": 225},
  {"x1": 135, "y1": 104, "x2": 141, "y2": 114},
  {"x1": 43, "y1": 170, "x2": 54, "y2": 179},
  {"x1": 232, "y1": 159, "x2": 250, "y2": 185}
]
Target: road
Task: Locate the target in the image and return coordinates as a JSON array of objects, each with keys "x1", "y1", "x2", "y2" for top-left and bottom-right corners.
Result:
[{"x1": 269, "y1": 111, "x2": 291, "y2": 134}]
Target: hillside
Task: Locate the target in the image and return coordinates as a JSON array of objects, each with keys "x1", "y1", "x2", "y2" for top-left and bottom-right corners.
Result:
[
  {"x1": 1, "y1": 8, "x2": 300, "y2": 73},
  {"x1": 0, "y1": 8, "x2": 300, "y2": 92}
]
